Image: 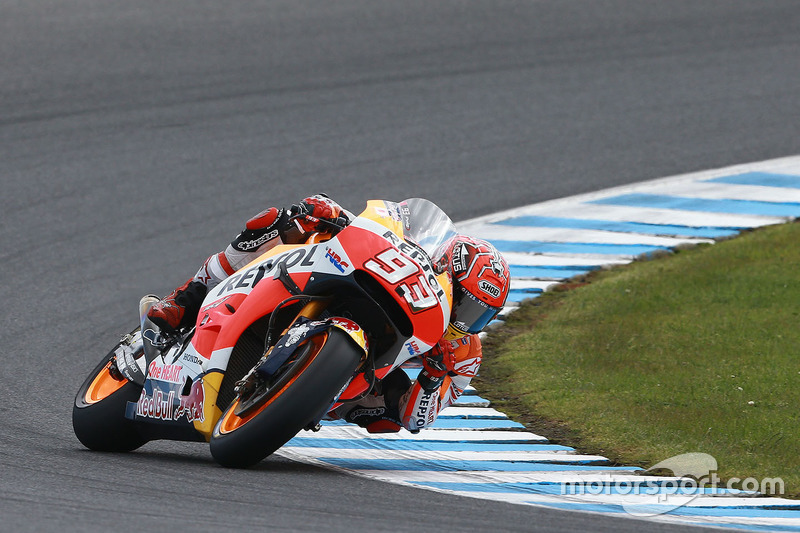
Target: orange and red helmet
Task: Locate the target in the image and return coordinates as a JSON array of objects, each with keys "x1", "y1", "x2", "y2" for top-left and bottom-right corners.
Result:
[{"x1": 433, "y1": 235, "x2": 510, "y2": 340}]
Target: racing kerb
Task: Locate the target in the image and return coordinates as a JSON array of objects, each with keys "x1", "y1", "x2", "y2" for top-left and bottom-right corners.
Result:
[{"x1": 277, "y1": 155, "x2": 800, "y2": 531}]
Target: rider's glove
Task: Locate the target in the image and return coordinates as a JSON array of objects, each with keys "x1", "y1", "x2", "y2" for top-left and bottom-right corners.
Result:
[
  {"x1": 417, "y1": 340, "x2": 457, "y2": 393},
  {"x1": 294, "y1": 194, "x2": 347, "y2": 233}
]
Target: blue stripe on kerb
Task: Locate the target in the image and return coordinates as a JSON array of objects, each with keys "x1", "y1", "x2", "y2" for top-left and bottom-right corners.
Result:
[
  {"x1": 495, "y1": 216, "x2": 739, "y2": 239},
  {"x1": 453, "y1": 395, "x2": 490, "y2": 405},
  {"x1": 590, "y1": 193, "x2": 800, "y2": 217},
  {"x1": 708, "y1": 172, "x2": 800, "y2": 189},
  {"x1": 506, "y1": 291, "x2": 542, "y2": 304},
  {"x1": 318, "y1": 458, "x2": 635, "y2": 472},
  {"x1": 507, "y1": 289, "x2": 542, "y2": 303},
  {"x1": 489, "y1": 239, "x2": 670, "y2": 256},
  {"x1": 436, "y1": 412, "x2": 509, "y2": 420},
  {"x1": 285, "y1": 437, "x2": 574, "y2": 452},
  {"x1": 510, "y1": 265, "x2": 596, "y2": 279},
  {"x1": 420, "y1": 418, "x2": 525, "y2": 429},
  {"x1": 403, "y1": 368, "x2": 420, "y2": 380}
]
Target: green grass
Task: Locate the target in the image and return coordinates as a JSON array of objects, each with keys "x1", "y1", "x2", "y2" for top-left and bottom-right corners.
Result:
[{"x1": 478, "y1": 221, "x2": 800, "y2": 497}]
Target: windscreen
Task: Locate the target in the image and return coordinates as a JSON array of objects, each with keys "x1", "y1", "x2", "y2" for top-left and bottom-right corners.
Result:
[{"x1": 398, "y1": 198, "x2": 458, "y2": 257}]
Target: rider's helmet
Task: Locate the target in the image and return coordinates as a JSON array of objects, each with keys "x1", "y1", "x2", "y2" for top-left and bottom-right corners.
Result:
[{"x1": 433, "y1": 235, "x2": 510, "y2": 340}]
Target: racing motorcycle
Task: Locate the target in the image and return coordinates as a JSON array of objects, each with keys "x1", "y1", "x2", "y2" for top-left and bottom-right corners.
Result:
[{"x1": 73, "y1": 198, "x2": 456, "y2": 467}]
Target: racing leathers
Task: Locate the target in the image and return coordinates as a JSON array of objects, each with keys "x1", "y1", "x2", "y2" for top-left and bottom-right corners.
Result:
[{"x1": 332, "y1": 335, "x2": 482, "y2": 433}]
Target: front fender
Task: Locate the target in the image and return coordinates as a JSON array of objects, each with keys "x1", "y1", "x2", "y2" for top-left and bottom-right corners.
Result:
[
  {"x1": 327, "y1": 317, "x2": 369, "y2": 354},
  {"x1": 255, "y1": 317, "x2": 368, "y2": 379}
]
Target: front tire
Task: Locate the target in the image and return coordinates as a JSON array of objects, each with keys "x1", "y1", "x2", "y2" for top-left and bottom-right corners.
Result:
[
  {"x1": 210, "y1": 328, "x2": 363, "y2": 468},
  {"x1": 72, "y1": 335, "x2": 148, "y2": 452}
]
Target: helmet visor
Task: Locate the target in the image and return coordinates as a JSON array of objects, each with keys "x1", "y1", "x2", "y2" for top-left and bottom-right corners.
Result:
[{"x1": 450, "y1": 286, "x2": 502, "y2": 335}]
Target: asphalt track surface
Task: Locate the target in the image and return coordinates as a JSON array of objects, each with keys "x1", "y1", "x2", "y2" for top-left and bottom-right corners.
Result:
[{"x1": 2, "y1": 1, "x2": 800, "y2": 531}]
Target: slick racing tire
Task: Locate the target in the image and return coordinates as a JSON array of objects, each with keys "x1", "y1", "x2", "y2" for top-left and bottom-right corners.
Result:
[
  {"x1": 72, "y1": 335, "x2": 148, "y2": 452},
  {"x1": 210, "y1": 328, "x2": 362, "y2": 468}
]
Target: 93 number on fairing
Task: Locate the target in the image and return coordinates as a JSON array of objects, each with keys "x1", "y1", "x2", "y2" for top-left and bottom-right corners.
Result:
[{"x1": 364, "y1": 248, "x2": 438, "y2": 312}]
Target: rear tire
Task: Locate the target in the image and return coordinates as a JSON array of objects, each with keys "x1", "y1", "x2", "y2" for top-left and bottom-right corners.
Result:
[
  {"x1": 72, "y1": 336, "x2": 148, "y2": 452},
  {"x1": 210, "y1": 328, "x2": 362, "y2": 468}
]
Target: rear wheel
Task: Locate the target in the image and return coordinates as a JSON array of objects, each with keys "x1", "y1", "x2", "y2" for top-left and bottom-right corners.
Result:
[
  {"x1": 210, "y1": 328, "x2": 363, "y2": 468},
  {"x1": 72, "y1": 334, "x2": 148, "y2": 452}
]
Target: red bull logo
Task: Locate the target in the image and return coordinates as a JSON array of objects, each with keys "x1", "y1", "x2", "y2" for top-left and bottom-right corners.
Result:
[
  {"x1": 136, "y1": 379, "x2": 205, "y2": 423},
  {"x1": 136, "y1": 388, "x2": 175, "y2": 421},
  {"x1": 176, "y1": 379, "x2": 205, "y2": 423}
]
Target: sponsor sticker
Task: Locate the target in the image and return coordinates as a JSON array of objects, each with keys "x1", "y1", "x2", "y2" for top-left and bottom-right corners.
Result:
[
  {"x1": 135, "y1": 378, "x2": 206, "y2": 423},
  {"x1": 451, "y1": 242, "x2": 467, "y2": 274},
  {"x1": 136, "y1": 388, "x2": 176, "y2": 421},
  {"x1": 147, "y1": 361, "x2": 182, "y2": 383},
  {"x1": 405, "y1": 340, "x2": 421, "y2": 356},
  {"x1": 175, "y1": 379, "x2": 205, "y2": 423},
  {"x1": 235, "y1": 229, "x2": 279, "y2": 251},
  {"x1": 478, "y1": 279, "x2": 501, "y2": 299},
  {"x1": 284, "y1": 322, "x2": 311, "y2": 347},
  {"x1": 325, "y1": 247, "x2": 350, "y2": 273},
  {"x1": 211, "y1": 244, "x2": 320, "y2": 297}
]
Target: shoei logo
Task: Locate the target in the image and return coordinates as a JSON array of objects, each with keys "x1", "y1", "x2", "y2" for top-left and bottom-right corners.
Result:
[{"x1": 477, "y1": 279, "x2": 501, "y2": 299}]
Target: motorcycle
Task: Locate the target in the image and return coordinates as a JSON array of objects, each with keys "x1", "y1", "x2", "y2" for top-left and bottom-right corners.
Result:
[{"x1": 73, "y1": 198, "x2": 457, "y2": 467}]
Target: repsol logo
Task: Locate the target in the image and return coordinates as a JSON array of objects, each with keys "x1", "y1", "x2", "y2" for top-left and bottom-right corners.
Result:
[
  {"x1": 414, "y1": 389, "x2": 439, "y2": 429},
  {"x1": 216, "y1": 245, "x2": 320, "y2": 294}
]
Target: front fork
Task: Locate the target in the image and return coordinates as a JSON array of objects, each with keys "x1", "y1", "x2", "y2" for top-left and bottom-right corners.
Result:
[{"x1": 235, "y1": 297, "x2": 372, "y2": 424}]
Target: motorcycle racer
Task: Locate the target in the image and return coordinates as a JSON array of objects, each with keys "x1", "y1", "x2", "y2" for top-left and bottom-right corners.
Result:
[{"x1": 146, "y1": 195, "x2": 511, "y2": 434}]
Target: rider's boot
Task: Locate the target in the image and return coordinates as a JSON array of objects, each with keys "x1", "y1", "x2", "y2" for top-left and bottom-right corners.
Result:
[{"x1": 146, "y1": 279, "x2": 208, "y2": 334}]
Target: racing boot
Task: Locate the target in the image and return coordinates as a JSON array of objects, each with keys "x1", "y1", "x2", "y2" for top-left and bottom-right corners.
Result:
[{"x1": 146, "y1": 279, "x2": 208, "y2": 334}]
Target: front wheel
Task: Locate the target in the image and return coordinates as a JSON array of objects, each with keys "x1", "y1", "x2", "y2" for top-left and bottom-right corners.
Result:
[
  {"x1": 72, "y1": 333, "x2": 148, "y2": 452},
  {"x1": 210, "y1": 328, "x2": 363, "y2": 468}
]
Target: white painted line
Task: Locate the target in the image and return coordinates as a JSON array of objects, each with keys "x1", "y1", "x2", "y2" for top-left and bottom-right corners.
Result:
[
  {"x1": 438, "y1": 406, "x2": 513, "y2": 418},
  {"x1": 454, "y1": 399, "x2": 492, "y2": 407},
  {"x1": 498, "y1": 253, "x2": 631, "y2": 267},
  {"x1": 287, "y1": 448, "x2": 609, "y2": 463},
  {"x1": 632, "y1": 180, "x2": 800, "y2": 203},
  {"x1": 459, "y1": 203, "x2": 785, "y2": 232},
  {"x1": 511, "y1": 280, "x2": 564, "y2": 291},
  {"x1": 468, "y1": 225, "x2": 713, "y2": 247},
  {"x1": 303, "y1": 425, "x2": 550, "y2": 442},
  {"x1": 347, "y1": 470, "x2": 657, "y2": 485}
]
